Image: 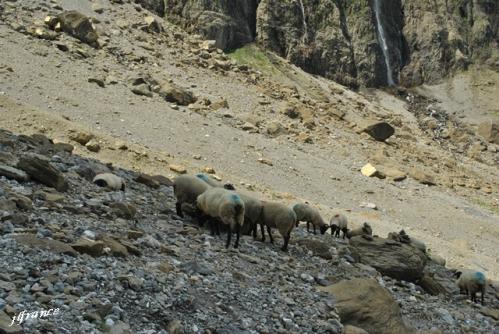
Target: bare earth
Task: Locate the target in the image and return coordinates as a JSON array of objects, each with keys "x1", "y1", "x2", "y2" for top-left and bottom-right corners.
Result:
[{"x1": 0, "y1": 0, "x2": 498, "y2": 280}]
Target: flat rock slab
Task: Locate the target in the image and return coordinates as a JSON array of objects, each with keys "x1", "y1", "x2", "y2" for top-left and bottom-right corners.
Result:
[
  {"x1": 12, "y1": 234, "x2": 77, "y2": 256},
  {"x1": 349, "y1": 236, "x2": 427, "y2": 282},
  {"x1": 0, "y1": 164, "x2": 29, "y2": 182}
]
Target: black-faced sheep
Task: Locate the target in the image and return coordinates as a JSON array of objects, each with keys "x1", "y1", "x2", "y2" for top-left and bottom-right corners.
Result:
[
  {"x1": 196, "y1": 173, "x2": 235, "y2": 190},
  {"x1": 93, "y1": 173, "x2": 126, "y2": 191},
  {"x1": 173, "y1": 175, "x2": 210, "y2": 217},
  {"x1": 259, "y1": 201, "x2": 297, "y2": 252},
  {"x1": 346, "y1": 222, "x2": 372, "y2": 239},
  {"x1": 196, "y1": 187, "x2": 245, "y2": 248},
  {"x1": 329, "y1": 213, "x2": 348, "y2": 239},
  {"x1": 454, "y1": 270, "x2": 486, "y2": 305},
  {"x1": 236, "y1": 193, "x2": 264, "y2": 239},
  {"x1": 292, "y1": 203, "x2": 328, "y2": 235}
]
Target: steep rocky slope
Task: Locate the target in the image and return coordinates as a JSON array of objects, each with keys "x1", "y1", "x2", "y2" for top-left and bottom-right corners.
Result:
[
  {"x1": 161, "y1": 0, "x2": 498, "y2": 87},
  {"x1": 0, "y1": 0, "x2": 498, "y2": 332}
]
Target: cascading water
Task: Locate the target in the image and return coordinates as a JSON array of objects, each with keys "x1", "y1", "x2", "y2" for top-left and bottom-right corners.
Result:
[
  {"x1": 298, "y1": 0, "x2": 308, "y2": 41},
  {"x1": 373, "y1": 0, "x2": 395, "y2": 86}
]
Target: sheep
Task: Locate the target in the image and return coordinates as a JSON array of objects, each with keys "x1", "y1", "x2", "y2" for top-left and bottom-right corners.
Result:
[
  {"x1": 346, "y1": 222, "x2": 372, "y2": 239},
  {"x1": 292, "y1": 203, "x2": 328, "y2": 234},
  {"x1": 237, "y1": 193, "x2": 264, "y2": 239},
  {"x1": 173, "y1": 175, "x2": 210, "y2": 218},
  {"x1": 329, "y1": 213, "x2": 348, "y2": 239},
  {"x1": 195, "y1": 173, "x2": 235, "y2": 190},
  {"x1": 455, "y1": 270, "x2": 486, "y2": 305},
  {"x1": 196, "y1": 187, "x2": 245, "y2": 248},
  {"x1": 93, "y1": 173, "x2": 125, "y2": 191},
  {"x1": 398, "y1": 230, "x2": 426, "y2": 252},
  {"x1": 259, "y1": 201, "x2": 297, "y2": 252}
]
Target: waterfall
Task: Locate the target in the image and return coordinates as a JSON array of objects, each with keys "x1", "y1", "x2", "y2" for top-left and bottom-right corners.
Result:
[
  {"x1": 298, "y1": 0, "x2": 307, "y2": 41},
  {"x1": 373, "y1": 0, "x2": 395, "y2": 86}
]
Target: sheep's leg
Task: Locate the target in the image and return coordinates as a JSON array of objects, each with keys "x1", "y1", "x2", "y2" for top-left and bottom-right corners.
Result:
[
  {"x1": 260, "y1": 223, "x2": 266, "y2": 242},
  {"x1": 234, "y1": 224, "x2": 241, "y2": 248},
  {"x1": 175, "y1": 202, "x2": 183, "y2": 217},
  {"x1": 295, "y1": 221, "x2": 299, "y2": 228},
  {"x1": 281, "y1": 231, "x2": 291, "y2": 252},
  {"x1": 216, "y1": 221, "x2": 221, "y2": 236},
  {"x1": 342, "y1": 228, "x2": 347, "y2": 239},
  {"x1": 267, "y1": 226, "x2": 274, "y2": 244},
  {"x1": 313, "y1": 224, "x2": 317, "y2": 235},
  {"x1": 226, "y1": 227, "x2": 232, "y2": 249},
  {"x1": 306, "y1": 222, "x2": 310, "y2": 233},
  {"x1": 331, "y1": 227, "x2": 335, "y2": 236},
  {"x1": 481, "y1": 288, "x2": 485, "y2": 305},
  {"x1": 208, "y1": 220, "x2": 215, "y2": 236},
  {"x1": 252, "y1": 223, "x2": 258, "y2": 240}
]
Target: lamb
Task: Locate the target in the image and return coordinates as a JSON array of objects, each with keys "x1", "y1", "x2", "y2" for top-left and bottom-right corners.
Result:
[
  {"x1": 196, "y1": 187, "x2": 245, "y2": 248},
  {"x1": 346, "y1": 222, "x2": 372, "y2": 239},
  {"x1": 329, "y1": 213, "x2": 348, "y2": 239},
  {"x1": 259, "y1": 201, "x2": 297, "y2": 252},
  {"x1": 173, "y1": 175, "x2": 210, "y2": 217},
  {"x1": 292, "y1": 203, "x2": 328, "y2": 234},
  {"x1": 455, "y1": 270, "x2": 486, "y2": 305},
  {"x1": 195, "y1": 173, "x2": 235, "y2": 190}
]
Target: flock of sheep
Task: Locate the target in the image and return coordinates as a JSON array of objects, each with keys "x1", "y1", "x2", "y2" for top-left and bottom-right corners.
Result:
[{"x1": 171, "y1": 173, "x2": 488, "y2": 305}]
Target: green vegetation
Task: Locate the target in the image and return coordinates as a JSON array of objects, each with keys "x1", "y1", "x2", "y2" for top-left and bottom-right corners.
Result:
[{"x1": 228, "y1": 43, "x2": 279, "y2": 75}]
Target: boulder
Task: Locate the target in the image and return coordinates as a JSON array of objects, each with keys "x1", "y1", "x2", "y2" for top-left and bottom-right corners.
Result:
[
  {"x1": 296, "y1": 238, "x2": 333, "y2": 260},
  {"x1": 57, "y1": 11, "x2": 99, "y2": 47},
  {"x1": 477, "y1": 121, "x2": 499, "y2": 144},
  {"x1": 72, "y1": 239, "x2": 105, "y2": 257},
  {"x1": 69, "y1": 131, "x2": 94, "y2": 145},
  {"x1": 135, "y1": 173, "x2": 160, "y2": 189},
  {"x1": 320, "y1": 278, "x2": 412, "y2": 334},
  {"x1": 362, "y1": 122, "x2": 395, "y2": 141},
  {"x1": 158, "y1": 82, "x2": 196, "y2": 106},
  {"x1": 349, "y1": 236, "x2": 427, "y2": 282},
  {"x1": 17, "y1": 153, "x2": 69, "y2": 192}
]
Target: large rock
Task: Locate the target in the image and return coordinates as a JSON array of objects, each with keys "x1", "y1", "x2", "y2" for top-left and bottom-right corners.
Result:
[
  {"x1": 164, "y1": 0, "x2": 259, "y2": 50},
  {"x1": 159, "y1": 82, "x2": 196, "y2": 106},
  {"x1": 349, "y1": 236, "x2": 427, "y2": 282},
  {"x1": 17, "y1": 153, "x2": 69, "y2": 192},
  {"x1": 477, "y1": 121, "x2": 499, "y2": 144},
  {"x1": 362, "y1": 122, "x2": 395, "y2": 141},
  {"x1": 0, "y1": 165, "x2": 29, "y2": 182},
  {"x1": 56, "y1": 11, "x2": 99, "y2": 47},
  {"x1": 320, "y1": 278, "x2": 412, "y2": 334}
]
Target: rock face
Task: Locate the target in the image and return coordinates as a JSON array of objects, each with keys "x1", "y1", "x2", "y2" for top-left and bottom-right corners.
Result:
[
  {"x1": 477, "y1": 121, "x2": 499, "y2": 144},
  {"x1": 349, "y1": 236, "x2": 427, "y2": 282},
  {"x1": 163, "y1": 0, "x2": 498, "y2": 87},
  {"x1": 321, "y1": 278, "x2": 412, "y2": 334},
  {"x1": 164, "y1": 0, "x2": 259, "y2": 50}
]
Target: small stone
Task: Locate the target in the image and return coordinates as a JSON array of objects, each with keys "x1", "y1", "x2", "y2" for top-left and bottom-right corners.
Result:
[
  {"x1": 72, "y1": 239, "x2": 104, "y2": 257},
  {"x1": 135, "y1": 173, "x2": 160, "y2": 189},
  {"x1": 360, "y1": 202, "x2": 377, "y2": 210},
  {"x1": 88, "y1": 77, "x2": 105, "y2": 88},
  {"x1": 131, "y1": 84, "x2": 153, "y2": 97},
  {"x1": 17, "y1": 153, "x2": 69, "y2": 192},
  {"x1": 169, "y1": 164, "x2": 187, "y2": 174},
  {"x1": 144, "y1": 16, "x2": 163, "y2": 33},
  {"x1": 85, "y1": 140, "x2": 100, "y2": 152},
  {"x1": 110, "y1": 202, "x2": 137, "y2": 219},
  {"x1": 409, "y1": 168, "x2": 436, "y2": 185},
  {"x1": 362, "y1": 121, "x2": 395, "y2": 141},
  {"x1": 202, "y1": 167, "x2": 215, "y2": 174},
  {"x1": 69, "y1": 131, "x2": 94, "y2": 145},
  {"x1": 361, "y1": 163, "x2": 385, "y2": 179},
  {"x1": 257, "y1": 158, "x2": 273, "y2": 166}
]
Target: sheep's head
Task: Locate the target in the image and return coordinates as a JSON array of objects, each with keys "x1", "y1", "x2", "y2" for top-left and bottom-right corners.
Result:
[
  {"x1": 223, "y1": 183, "x2": 236, "y2": 190},
  {"x1": 453, "y1": 270, "x2": 463, "y2": 279},
  {"x1": 320, "y1": 225, "x2": 328, "y2": 235}
]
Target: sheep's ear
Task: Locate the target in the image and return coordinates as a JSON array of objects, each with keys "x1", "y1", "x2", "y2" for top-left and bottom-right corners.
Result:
[{"x1": 453, "y1": 271, "x2": 462, "y2": 278}]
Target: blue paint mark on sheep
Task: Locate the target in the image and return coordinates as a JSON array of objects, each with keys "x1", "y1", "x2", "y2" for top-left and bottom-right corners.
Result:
[
  {"x1": 196, "y1": 173, "x2": 209, "y2": 181},
  {"x1": 475, "y1": 272, "x2": 486, "y2": 284},
  {"x1": 230, "y1": 194, "x2": 241, "y2": 203}
]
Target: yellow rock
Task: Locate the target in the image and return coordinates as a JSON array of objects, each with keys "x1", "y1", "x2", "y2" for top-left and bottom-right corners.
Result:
[
  {"x1": 169, "y1": 164, "x2": 187, "y2": 174},
  {"x1": 361, "y1": 163, "x2": 384, "y2": 178}
]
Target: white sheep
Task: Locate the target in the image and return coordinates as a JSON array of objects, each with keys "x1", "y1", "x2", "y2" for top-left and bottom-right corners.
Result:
[
  {"x1": 196, "y1": 187, "x2": 245, "y2": 248},
  {"x1": 259, "y1": 201, "x2": 297, "y2": 252},
  {"x1": 196, "y1": 173, "x2": 235, "y2": 190},
  {"x1": 237, "y1": 193, "x2": 264, "y2": 240},
  {"x1": 455, "y1": 269, "x2": 486, "y2": 305},
  {"x1": 292, "y1": 203, "x2": 328, "y2": 234},
  {"x1": 329, "y1": 213, "x2": 348, "y2": 239},
  {"x1": 346, "y1": 222, "x2": 372, "y2": 239},
  {"x1": 93, "y1": 173, "x2": 125, "y2": 191},
  {"x1": 173, "y1": 175, "x2": 210, "y2": 217}
]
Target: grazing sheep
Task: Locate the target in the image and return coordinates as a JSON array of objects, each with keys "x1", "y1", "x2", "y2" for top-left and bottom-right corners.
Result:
[
  {"x1": 173, "y1": 175, "x2": 210, "y2": 217},
  {"x1": 346, "y1": 222, "x2": 372, "y2": 239},
  {"x1": 329, "y1": 213, "x2": 348, "y2": 239},
  {"x1": 196, "y1": 173, "x2": 235, "y2": 190},
  {"x1": 93, "y1": 173, "x2": 125, "y2": 191},
  {"x1": 398, "y1": 230, "x2": 426, "y2": 252},
  {"x1": 259, "y1": 201, "x2": 297, "y2": 252},
  {"x1": 196, "y1": 187, "x2": 245, "y2": 248},
  {"x1": 237, "y1": 193, "x2": 264, "y2": 239},
  {"x1": 292, "y1": 203, "x2": 328, "y2": 234},
  {"x1": 455, "y1": 270, "x2": 486, "y2": 305}
]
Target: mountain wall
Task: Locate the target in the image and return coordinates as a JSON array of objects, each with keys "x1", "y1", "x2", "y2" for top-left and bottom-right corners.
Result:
[{"x1": 143, "y1": 0, "x2": 498, "y2": 87}]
